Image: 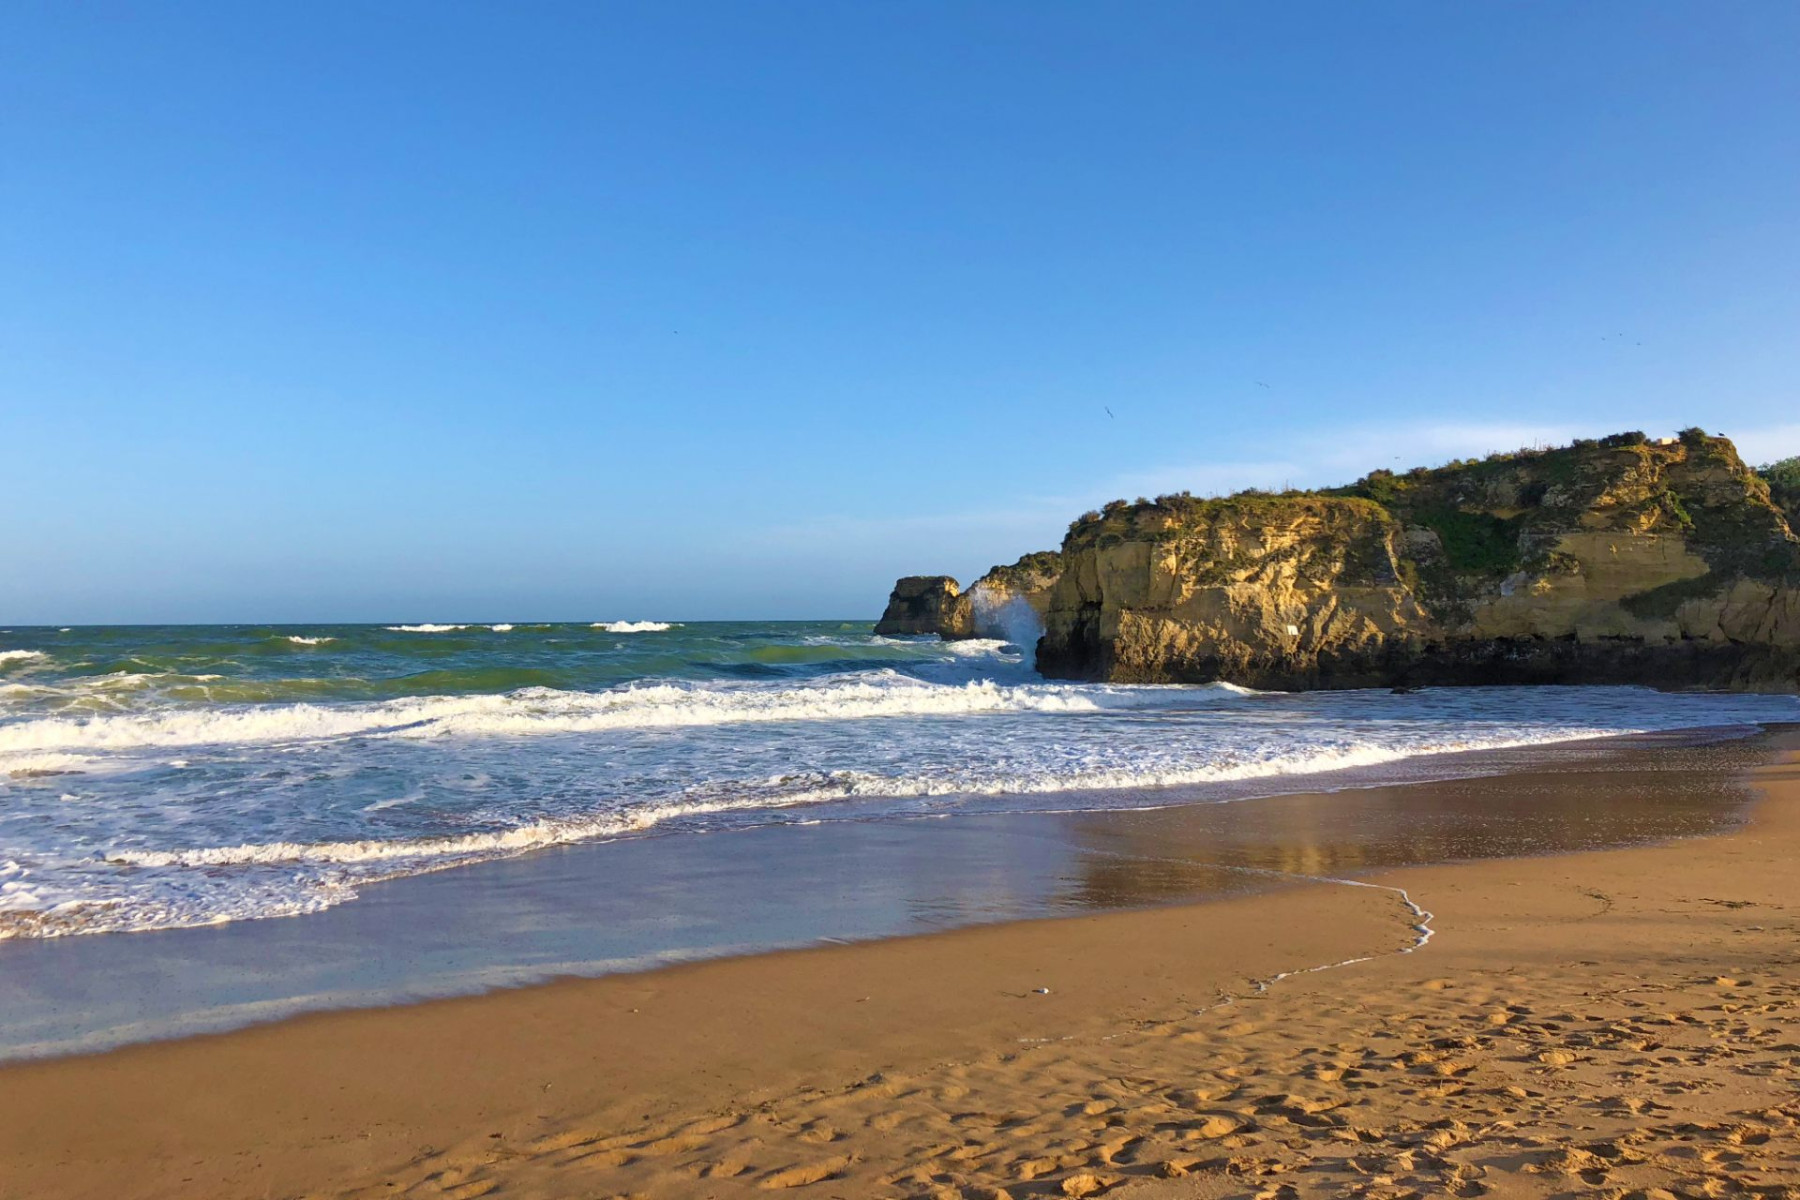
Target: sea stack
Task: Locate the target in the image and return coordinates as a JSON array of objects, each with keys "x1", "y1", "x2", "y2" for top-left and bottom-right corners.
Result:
[
  {"x1": 873, "y1": 576, "x2": 967, "y2": 636},
  {"x1": 872, "y1": 553, "x2": 1066, "y2": 641}
]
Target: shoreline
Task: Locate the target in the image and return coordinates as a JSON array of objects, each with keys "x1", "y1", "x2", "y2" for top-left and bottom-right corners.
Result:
[
  {"x1": 0, "y1": 723, "x2": 1767, "y2": 1062},
  {"x1": 4, "y1": 727, "x2": 1799, "y2": 1197}
]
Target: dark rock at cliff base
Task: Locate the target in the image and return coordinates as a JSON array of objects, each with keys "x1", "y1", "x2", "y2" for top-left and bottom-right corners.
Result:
[{"x1": 874, "y1": 576, "x2": 966, "y2": 636}]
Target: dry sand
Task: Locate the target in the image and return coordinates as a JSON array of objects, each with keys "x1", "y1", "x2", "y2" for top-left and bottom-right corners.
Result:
[{"x1": 4, "y1": 734, "x2": 1799, "y2": 1200}]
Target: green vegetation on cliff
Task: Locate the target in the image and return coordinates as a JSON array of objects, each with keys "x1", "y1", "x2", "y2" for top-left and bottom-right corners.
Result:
[
  {"x1": 1758, "y1": 456, "x2": 1800, "y2": 530},
  {"x1": 975, "y1": 550, "x2": 1063, "y2": 591},
  {"x1": 1061, "y1": 430, "x2": 1800, "y2": 628},
  {"x1": 1068, "y1": 491, "x2": 1384, "y2": 548}
]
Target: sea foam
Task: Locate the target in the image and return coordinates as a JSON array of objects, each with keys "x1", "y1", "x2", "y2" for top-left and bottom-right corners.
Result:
[
  {"x1": 101, "y1": 724, "x2": 1604, "y2": 870},
  {"x1": 593, "y1": 620, "x2": 676, "y2": 633},
  {"x1": 0, "y1": 674, "x2": 1176, "y2": 757}
]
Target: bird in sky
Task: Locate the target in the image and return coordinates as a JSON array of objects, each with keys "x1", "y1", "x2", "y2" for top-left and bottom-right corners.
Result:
[{"x1": 1105, "y1": 406, "x2": 1115, "y2": 419}]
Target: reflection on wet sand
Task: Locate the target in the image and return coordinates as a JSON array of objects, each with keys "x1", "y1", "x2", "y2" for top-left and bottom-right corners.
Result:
[{"x1": 1054, "y1": 728, "x2": 1763, "y2": 909}]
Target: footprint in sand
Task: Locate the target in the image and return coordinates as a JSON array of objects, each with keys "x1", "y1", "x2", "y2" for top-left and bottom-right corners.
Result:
[
  {"x1": 757, "y1": 1154, "x2": 853, "y2": 1188},
  {"x1": 1187, "y1": 1114, "x2": 1246, "y2": 1139}
]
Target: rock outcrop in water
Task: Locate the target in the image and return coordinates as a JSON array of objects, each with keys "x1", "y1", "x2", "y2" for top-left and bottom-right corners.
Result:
[
  {"x1": 882, "y1": 430, "x2": 1800, "y2": 691},
  {"x1": 965, "y1": 551, "x2": 1063, "y2": 637},
  {"x1": 873, "y1": 554, "x2": 1064, "y2": 642},
  {"x1": 873, "y1": 576, "x2": 967, "y2": 636}
]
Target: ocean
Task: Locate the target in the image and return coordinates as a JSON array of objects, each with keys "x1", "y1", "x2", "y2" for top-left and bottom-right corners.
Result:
[{"x1": 2, "y1": 619, "x2": 1797, "y2": 943}]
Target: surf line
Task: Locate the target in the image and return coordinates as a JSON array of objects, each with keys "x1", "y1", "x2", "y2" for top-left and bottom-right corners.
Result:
[
  {"x1": 1249, "y1": 874, "x2": 1435, "y2": 993},
  {"x1": 1013, "y1": 858, "x2": 1436, "y2": 1044}
]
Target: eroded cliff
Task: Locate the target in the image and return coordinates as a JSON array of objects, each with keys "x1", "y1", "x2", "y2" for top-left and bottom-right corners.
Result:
[
  {"x1": 873, "y1": 576, "x2": 966, "y2": 636},
  {"x1": 1037, "y1": 431, "x2": 1800, "y2": 689},
  {"x1": 881, "y1": 430, "x2": 1800, "y2": 691}
]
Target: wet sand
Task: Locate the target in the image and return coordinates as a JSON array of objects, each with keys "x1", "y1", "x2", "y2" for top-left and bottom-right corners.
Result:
[
  {"x1": 0, "y1": 728, "x2": 1759, "y2": 1060},
  {"x1": 2, "y1": 729, "x2": 1798, "y2": 1198}
]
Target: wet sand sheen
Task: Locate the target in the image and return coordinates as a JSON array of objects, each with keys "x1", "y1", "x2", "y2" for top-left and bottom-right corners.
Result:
[
  {"x1": 3, "y1": 728, "x2": 1799, "y2": 1199},
  {"x1": 0, "y1": 727, "x2": 1762, "y2": 1059}
]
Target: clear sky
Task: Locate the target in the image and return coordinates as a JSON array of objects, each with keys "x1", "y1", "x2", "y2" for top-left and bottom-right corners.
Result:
[{"x1": 4, "y1": 3, "x2": 1797, "y2": 624}]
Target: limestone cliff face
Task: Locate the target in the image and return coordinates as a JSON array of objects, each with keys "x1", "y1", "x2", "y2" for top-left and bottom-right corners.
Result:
[
  {"x1": 1034, "y1": 432, "x2": 1800, "y2": 691},
  {"x1": 1036, "y1": 496, "x2": 1434, "y2": 687}
]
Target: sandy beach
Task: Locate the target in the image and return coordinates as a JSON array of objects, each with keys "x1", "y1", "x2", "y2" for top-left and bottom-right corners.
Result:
[{"x1": 4, "y1": 730, "x2": 1798, "y2": 1200}]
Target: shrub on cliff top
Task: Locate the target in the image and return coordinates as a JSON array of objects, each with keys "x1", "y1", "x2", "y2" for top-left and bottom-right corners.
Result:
[
  {"x1": 1755, "y1": 457, "x2": 1800, "y2": 526},
  {"x1": 1348, "y1": 468, "x2": 1406, "y2": 507},
  {"x1": 1066, "y1": 487, "x2": 1378, "y2": 545},
  {"x1": 1756, "y1": 456, "x2": 1800, "y2": 493}
]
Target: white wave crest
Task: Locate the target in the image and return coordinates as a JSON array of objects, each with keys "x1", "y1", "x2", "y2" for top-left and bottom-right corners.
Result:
[
  {"x1": 489, "y1": 624, "x2": 514, "y2": 632},
  {"x1": 0, "y1": 650, "x2": 47, "y2": 667},
  {"x1": 758, "y1": 727, "x2": 1600, "y2": 804},
  {"x1": 93, "y1": 721, "x2": 1644, "y2": 877},
  {"x1": 1, "y1": 752, "x2": 101, "y2": 777},
  {"x1": 284, "y1": 636, "x2": 334, "y2": 646},
  {"x1": 109, "y1": 787, "x2": 821, "y2": 870},
  {"x1": 593, "y1": 621, "x2": 676, "y2": 633},
  {"x1": 0, "y1": 675, "x2": 1178, "y2": 757},
  {"x1": 386, "y1": 624, "x2": 468, "y2": 633},
  {"x1": 944, "y1": 638, "x2": 1018, "y2": 657}
]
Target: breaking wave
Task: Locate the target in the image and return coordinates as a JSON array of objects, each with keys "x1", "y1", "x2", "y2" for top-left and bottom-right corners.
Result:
[
  {"x1": 102, "y1": 723, "x2": 1607, "y2": 873},
  {"x1": 2, "y1": 752, "x2": 101, "y2": 777},
  {"x1": 111, "y1": 792, "x2": 805, "y2": 869},
  {"x1": 0, "y1": 674, "x2": 1191, "y2": 757},
  {"x1": 593, "y1": 620, "x2": 676, "y2": 633}
]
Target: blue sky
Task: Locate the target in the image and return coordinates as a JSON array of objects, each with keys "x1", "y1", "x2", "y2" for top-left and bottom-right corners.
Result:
[{"x1": 4, "y1": 3, "x2": 1797, "y2": 623}]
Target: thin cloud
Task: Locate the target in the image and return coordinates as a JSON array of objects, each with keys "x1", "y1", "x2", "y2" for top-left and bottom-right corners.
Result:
[
  {"x1": 1728, "y1": 423, "x2": 1800, "y2": 467},
  {"x1": 755, "y1": 418, "x2": 1782, "y2": 584}
]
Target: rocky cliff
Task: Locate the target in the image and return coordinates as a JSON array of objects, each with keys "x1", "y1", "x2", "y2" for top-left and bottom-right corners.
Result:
[
  {"x1": 873, "y1": 576, "x2": 966, "y2": 636},
  {"x1": 1038, "y1": 430, "x2": 1800, "y2": 689},
  {"x1": 881, "y1": 430, "x2": 1800, "y2": 691}
]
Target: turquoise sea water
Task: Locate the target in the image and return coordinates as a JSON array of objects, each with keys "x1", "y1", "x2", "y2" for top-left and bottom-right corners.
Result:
[{"x1": 2, "y1": 620, "x2": 1796, "y2": 939}]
